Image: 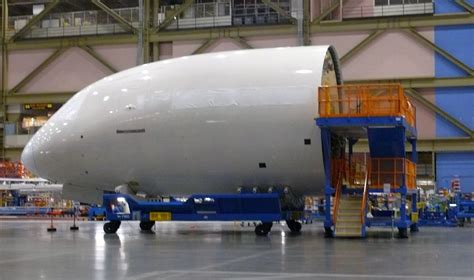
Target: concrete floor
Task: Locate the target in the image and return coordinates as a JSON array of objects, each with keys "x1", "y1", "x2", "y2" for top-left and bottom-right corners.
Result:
[{"x1": 0, "y1": 221, "x2": 472, "y2": 280}]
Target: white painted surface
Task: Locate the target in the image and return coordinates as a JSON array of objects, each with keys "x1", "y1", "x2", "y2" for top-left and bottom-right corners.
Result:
[{"x1": 22, "y1": 46, "x2": 341, "y2": 203}]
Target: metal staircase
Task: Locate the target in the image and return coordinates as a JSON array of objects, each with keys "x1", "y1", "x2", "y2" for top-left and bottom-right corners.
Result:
[
  {"x1": 334, "y1": 195, "x2": 363, "y2": 237},
  {"x1": 316, "y1": 84, "x2": 418, "y2": 238}
]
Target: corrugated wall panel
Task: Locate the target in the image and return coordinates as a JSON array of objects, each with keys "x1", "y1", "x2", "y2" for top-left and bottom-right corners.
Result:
[{"x1": 436, "y1": 152, "x2": 474, "y2": 192}]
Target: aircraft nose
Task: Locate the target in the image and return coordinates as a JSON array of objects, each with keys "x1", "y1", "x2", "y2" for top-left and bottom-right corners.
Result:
[{"x1": 21, "y1": 142, "x2": 38, "y2": 176}]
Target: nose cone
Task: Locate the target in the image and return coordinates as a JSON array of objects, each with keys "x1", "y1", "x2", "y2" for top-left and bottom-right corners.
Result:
[{"x1": 21, "y1": 142, "x2": 38, "y2": 176}]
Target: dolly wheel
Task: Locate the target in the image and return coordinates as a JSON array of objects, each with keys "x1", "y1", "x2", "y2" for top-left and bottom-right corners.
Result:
[
  {"x1": 255, "y1": 222, "x2": 272, "y2": 236},
  {"x1": 324, "y1": 227, "x2": 333, "y2": 238},
  {"x1": 140, "y1": 221, "x2": 155, "y2": 231},
  {"x1": 398, "y1": 227, "x2": 408, "y2": 238},
  {"x1": 286, "y1": 219, "x2": 302, "y2": 233},
  {"x1": 104, "y1": 221, "x2": 121, "y2": 234}
]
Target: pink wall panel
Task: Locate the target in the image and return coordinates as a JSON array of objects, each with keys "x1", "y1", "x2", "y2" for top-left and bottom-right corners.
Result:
[
  {"x1": 8, "y1": 49, "x2": 54, "y2": 91},
  {"x1": 409, "y1": 88, "x2": 436, "y2": 139},
  {"x1": 173, "y1": 40, "x2": 205, "y2": 57},
  {"x1": 159, "y1": 42, "x2": 173, "y2": 60},
  {"x1": 172, "y1": 36, "x2": 298, "y2": 58},
  {"x1": 93, "y1": 44, "x2": 137, "y2": 71},
  {"x1": 21, "y1": 47, "x2": 112, "y2": 93},
  {"x1": 205, "y1": 38, "x2": 241, "y2": 53},
  {"x1": 248, "y1": 35, "x2": 298, "y2": 48},
  {"x1": 311, "y1": 31, "x2": 371, "y2": 57},
  {"x1": 342, "y1": 30, "x2": 434, "y2": 80},
  {"x1": 343, "y1": 0, "x2": 374, "y2": 18}
]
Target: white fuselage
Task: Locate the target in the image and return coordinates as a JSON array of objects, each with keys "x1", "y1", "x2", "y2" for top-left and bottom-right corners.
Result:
[{"x1": 21, "y1": 46, "x2": 342, "y2": 203}]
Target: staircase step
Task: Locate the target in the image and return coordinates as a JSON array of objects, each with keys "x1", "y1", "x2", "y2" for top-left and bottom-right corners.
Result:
[
  {"x1": 337, "y1": 212, "x2": 360, "y2": 216},
  {"x1": 335, "y1": 231, "x2": 362, "y2": 237},
  {"x1": 336, "y1": 224, "x2": 361, "y2": 229},
  {"x1": 337, "y1": 215, "x2": 360, "y2": 222},
  {"x1": 336, "y1": 219, "x2": 360, "y2": 227}
]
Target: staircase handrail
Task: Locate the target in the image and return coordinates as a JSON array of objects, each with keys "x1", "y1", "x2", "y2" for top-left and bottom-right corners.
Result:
[
  {"x1": 360, "y1": 159, "x2": 370, "y2": 225},
  {"x1": 332, "y1": 158, "x2": 344, "y2": 225}
]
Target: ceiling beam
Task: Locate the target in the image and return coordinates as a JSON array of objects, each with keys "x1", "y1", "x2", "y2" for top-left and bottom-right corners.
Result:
[
  {"x1": 6, "y1": 92, "x2": 75, "y2": 104},
  {"x1": 311, "y1": 12, "x2": 474, "y2": 33},
  {"x1": 91, "y1": 0, "x2": 138, "y2": 34},
  {"x1": 346, "y1": 76, "x2": 474, "y2": 88},
  {"x1": 354, "y1": 138, "x2": 474, "y2": 152},
  {"x1": 9, "y1": 0, "x2": 59, "y2": 42}
]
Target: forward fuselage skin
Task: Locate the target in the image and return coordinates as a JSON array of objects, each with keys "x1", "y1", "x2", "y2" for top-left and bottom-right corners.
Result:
[{"x1": 21, "y1": 46, "x2": 341, "y2": 203}]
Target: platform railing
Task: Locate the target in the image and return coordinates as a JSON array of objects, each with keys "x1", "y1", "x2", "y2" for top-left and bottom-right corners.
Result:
[
  {"x1": 318, "y1": 84, "x2": 416, "y2": 128},
  {"x1": 361, "y1": 159, "x2": 370, "y2": 225},
  {"x1": 370, "y1": 158, "x2": 417, "y2": 190},
  {"x1": 331, "y1": 158, "x2": 345, "y2": 225},
  {"x1": 338, "y1": 154, "x2": 416, "y2": 190}
]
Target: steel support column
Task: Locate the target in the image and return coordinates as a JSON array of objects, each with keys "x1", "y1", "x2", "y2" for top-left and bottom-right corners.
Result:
[
  {"x1": 10, "y1": 48, "x2": 67, "y2": 94},
  {"x1": 192, "y1": 39, "x2": 217, "y2": 55},
  {"x1": 340, "y1": 30, "x2": 384, "y2": 64},
  {"x1": 405, "y1": 88, "x2": 473, "y2": 138},
  {"x1": 313, "y1": 0, "x2": 339, "y2": 24},
  {"x1": 303, "y1": 0, "x2": 311, "y2": 45},
  {"x1": 91, "y1": 0, "x2": 138, "y2": 34},
  {"x1": 155, "y1": 0, "x2": 194, "y2": 32},
  {"x1": 1, "y1": 0, "x2": 8, "y2": 160},
  {"x1": 231, "y1": 37, "x2": 253, "y2": 49},
  {"x1": 79, "y1": 45, "x2": 118, "y2": 73},
  {"x1": 404, "y1": 28, "x2": 473, "y2": 75},
  {"x1": 152, "y1": 0, "x2": 160, "y2": 61},
  {"x1": 455, "y1": 0, "x2": 473, "y2": 13},
  {"x1": 9, "y1": 0, "x2": 59, "y2": 42},
  {"x1": 261, "y1": 0, "x2": 296, "y2": 24}
]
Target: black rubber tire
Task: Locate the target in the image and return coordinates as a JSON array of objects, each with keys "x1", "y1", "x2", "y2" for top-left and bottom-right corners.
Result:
[
  {"x1": 324, "y1": 227, "x2": 333, "y2": 238},
  {"x1": 458, "y1": 218, "x2": 465, "y2": 227},
  {"x1": 286, "y1": 219, "x2": 302, "y2": 233},
  {"x1": 104, "y1": 221, "x2": 121, "y2": 234},
  {"x1": 255, "y1": 222, "x2": 272, "y2": 236},
  {"x1": 398, "y1": 227, "x2": 408, "y2": 238},
  {"x1": 140, "y1": 221, "x2": 155, "y2": 231}
]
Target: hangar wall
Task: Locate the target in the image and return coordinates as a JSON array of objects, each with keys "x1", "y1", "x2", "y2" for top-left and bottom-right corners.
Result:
[
  {"x1": 433, "y1": 0, "x2": 474, "y2": 191},
  {"x1": 1, "y1": 0, "x2": 472, "y2": 191}
]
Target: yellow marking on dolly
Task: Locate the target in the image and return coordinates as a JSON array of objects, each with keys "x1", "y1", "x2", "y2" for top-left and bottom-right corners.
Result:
[{"x1": 150, "y1": 212, "x2": 172, "y2": 221}]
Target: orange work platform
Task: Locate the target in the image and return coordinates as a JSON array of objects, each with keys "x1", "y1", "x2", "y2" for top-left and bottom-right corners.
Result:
[
  {"x1": 318, "y1": 84, "x2": 416, "y2": 128},
  {"x1": 332, "y1": 155, "x2": 417, "y2": 190}
]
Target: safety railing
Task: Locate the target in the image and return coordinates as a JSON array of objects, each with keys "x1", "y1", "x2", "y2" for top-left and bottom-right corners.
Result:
[
  {"x1": 331, "y1": 157, "x2": 345, "y2": 225},
  {"x1": 338, "y1": 154, "x2": 417, "y2": 190},
  {"x1": 318, "y1": 84, "x2": 416, "y2": 128},
  {"x1": 0, "y1": 161, "x2": 27, "y2": 178},
  {"x1": 361, "y1": 159, "x2": 370, "y2": 225},
  {"x1": 370, "y1": 157, "x2": 417, "y2": 190},
  {"x1": 342, "y1": 2, "x2": 434, "y2": 19}
]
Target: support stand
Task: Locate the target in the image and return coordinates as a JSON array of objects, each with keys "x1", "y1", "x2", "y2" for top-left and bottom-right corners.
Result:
[
  {"x1": 47, "y1": 209, "x2": 57, "y2": 232},
  {"x1": 70, "y1": 207, "x2": 79, "y2": 231}
]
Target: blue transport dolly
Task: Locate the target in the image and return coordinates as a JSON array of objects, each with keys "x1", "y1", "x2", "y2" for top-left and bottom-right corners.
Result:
[{"x1": 102, "y1": 190, "x2": 304, "y2": 236}]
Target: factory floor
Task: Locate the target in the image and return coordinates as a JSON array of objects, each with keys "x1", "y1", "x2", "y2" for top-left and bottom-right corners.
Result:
[{"x1": 0, "y1": 221, "x2": 472, "y2": 280}]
